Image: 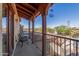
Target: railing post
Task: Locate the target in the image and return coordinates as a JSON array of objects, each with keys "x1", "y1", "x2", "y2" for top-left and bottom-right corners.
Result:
[
  {"x1": 6, "y1": 5, "x2": 10, "y2": 56},
  {"x1": 32, "y1": 19, "x2": 34, "y2": 44},
  {"x1": 42, "y1": 12, "x2": 47, "y2": 56},
  {"x1": 76, "y1": 41, "x2": 78, "y2": 56},
  {"x1": 64, "y1": 39, "x2": 66, "y2": 56},
  {"x1": 70, "y1": 40, "x2": 71, "y2": 56},
  {"x1": 28, "y1": 20, "x2": 30, "y2": 39},
  {"x1": 6, "y1": 4, "x2": 14, "y2": 55}
]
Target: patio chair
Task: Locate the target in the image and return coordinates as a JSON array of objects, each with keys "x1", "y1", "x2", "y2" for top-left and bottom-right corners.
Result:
[{"x1": 18, "y1": 33, "x2": 28, "y2": 47}]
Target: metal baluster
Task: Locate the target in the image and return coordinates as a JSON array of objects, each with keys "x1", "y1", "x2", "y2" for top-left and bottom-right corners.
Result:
[
  {"x1": 76, "y1": 41, "x2": 78, "y2": 56},
  {"x1": 52, "y1": 36, "x2": 54, "y2": 55},
  {"x1": 49, "y1": 35, "x2": 51, "y2": 55},
  {"x1": 60, "y1": 38, "x2": 61, "y2": 56},
  {"x1": 57, "y1": 37, "x2": 58, "y2": 56},
  {"x1": 50, "y1": 36, "x2": 52, "y2": 55},
  {"x1": 70, "y1": 40, "x2": 71, "y2": 56},
  {"x1": 64, "y1": 39, "x2": 66, "y2": 56},
  {"x1": 54, "y1": 36, "x2": 55, "y2": 56}
]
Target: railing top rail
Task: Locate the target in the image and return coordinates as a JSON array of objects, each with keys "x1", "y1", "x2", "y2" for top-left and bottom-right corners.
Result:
[
  {"x1": 34, "y1": 32, "x2": 79, "y2": 42},
  {"x1": 44, "y1": 33, "x2": 79, "y2": 41}
]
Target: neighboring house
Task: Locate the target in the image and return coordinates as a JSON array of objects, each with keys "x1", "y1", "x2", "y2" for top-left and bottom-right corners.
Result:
[
  {"x1": 23, "y1": 28, "x2": 28, "y2": 32},
  {"x1": 71, "y1": 27, "x2": 79, "y2": 34}
]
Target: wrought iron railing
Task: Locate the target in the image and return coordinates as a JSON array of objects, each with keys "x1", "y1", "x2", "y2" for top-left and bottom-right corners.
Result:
[
  {"x1": 45, "y1": 33, "x2": 79, "y2": 56},
  {"x1": 33, "y1": 32, "x2": 79, "y2": 56}
]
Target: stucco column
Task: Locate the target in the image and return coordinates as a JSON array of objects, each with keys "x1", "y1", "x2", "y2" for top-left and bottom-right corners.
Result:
[
  {"x1": 14, "y1": 14, "x2": 20, "y2": 48},
  {"x1": 0, "y1": 3, "x2": 2, "y2": 56}
]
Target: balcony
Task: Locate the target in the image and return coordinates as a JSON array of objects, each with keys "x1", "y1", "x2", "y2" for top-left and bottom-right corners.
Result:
[
  {"x1": 2, "y1": 3, "x2": 79, "y2": 56},
  {"x1": 13, "y1": 32, "x2": 79, "y2": 56}
]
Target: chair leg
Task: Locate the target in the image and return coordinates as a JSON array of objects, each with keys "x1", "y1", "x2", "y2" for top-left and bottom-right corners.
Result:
[{"x1": 21, "y1": 42, "x2": 23, "y2": 48}]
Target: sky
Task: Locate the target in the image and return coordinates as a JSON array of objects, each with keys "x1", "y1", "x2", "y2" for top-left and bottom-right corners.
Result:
[{"x1": 2, "y1": 3, "x2": 79, "y2": 28}]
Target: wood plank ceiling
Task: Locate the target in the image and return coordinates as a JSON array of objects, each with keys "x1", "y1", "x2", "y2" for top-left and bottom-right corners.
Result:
[
  {"x1": 3, "y1": 3, "x2": 53, "y2": 20},
  {"x1": 16, "y1": 3, "x2": 40, "y2": 20},
  {"x1": 15, "y1": 3, "x2": 53, "y2": 20}
]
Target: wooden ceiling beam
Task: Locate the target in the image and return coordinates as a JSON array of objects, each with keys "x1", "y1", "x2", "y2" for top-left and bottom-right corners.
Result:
[
  {"x1": 30, "y1": 10, "x2": 40, "y2": 21},
  {"x1": 9, "y1": 3, "x2": 18, "y2": 15},
  {"x1": 30, "y1": 3, "x2": 52, "y2": 21},
  {"x1": 23, "y1": 3, "x2": 37, "y2": 11},
  {"x1": 45, "y1": 4, "x2": 52, "y2": 15},
  {"x1": 17, "y1": 8, "x2": 32, "y2": 17},
  {"x1": 38, "y1": 3, "x2": 52, "y2": 15},
  {"x1": 18, "y1": 12, "x2": 30, "y2": 19},
  {"x1": 18, "y1": 12, "x2": 30, "y2": 20},
  {"x1": 8, "y1": 3, "x2": 19, "y2": 21},
  {"x1": 16, "y1": 4, "x2": 34, "y2": 15},
  {"x1": 30, "y1": 4, "x2": 46, "y2": 20},
  {"x1": 19, "y1": 16, "x2": 29, "y2": 20}
]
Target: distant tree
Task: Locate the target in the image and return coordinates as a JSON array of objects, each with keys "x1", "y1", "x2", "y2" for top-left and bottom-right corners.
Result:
[
  {"x1": 34, "y1": 27, "x2": 55, "y2": 33},
  {"x1": 55, "y1": 25, "x2": 72, "y2": 36},
  {"x1": 47, "y1": 27, "x2": 55, "y2": 33},
  {"x1": 34, "y1": 28, "x2": 38, "y2": 32},
  {"x1": 39, "y1": 27, "x2": 42, "y2": 32},
  {"x1": 34, "y1": 27, "x2": 42, "y2": 33}
]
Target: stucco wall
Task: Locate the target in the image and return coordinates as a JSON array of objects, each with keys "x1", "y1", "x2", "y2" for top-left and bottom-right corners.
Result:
[{"x1": 14, "y1": 14, "x2": 20, "y2": 49}]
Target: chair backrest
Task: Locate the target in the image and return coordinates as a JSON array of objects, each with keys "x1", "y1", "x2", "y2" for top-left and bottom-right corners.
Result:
[{"x1": 18, "y1": 33, "x2": 23, "y2": 41}]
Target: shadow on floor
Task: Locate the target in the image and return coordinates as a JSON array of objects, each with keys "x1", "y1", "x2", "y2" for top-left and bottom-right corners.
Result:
[{"x1": 13, "y1": 39, "x2": 42, "y2": 56}]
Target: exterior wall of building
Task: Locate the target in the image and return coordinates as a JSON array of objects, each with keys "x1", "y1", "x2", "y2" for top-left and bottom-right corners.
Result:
[
  {"x1": 0, "y1": 3, "x2": 2, "y2": 56},
  {"x1": 13, "y1": 14, "x2": 20, "y2": 52}
]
